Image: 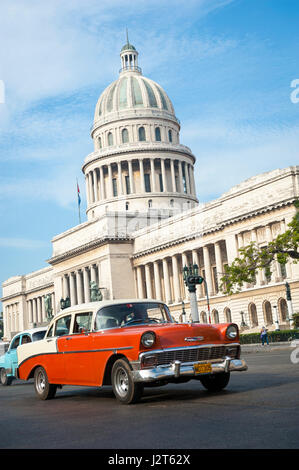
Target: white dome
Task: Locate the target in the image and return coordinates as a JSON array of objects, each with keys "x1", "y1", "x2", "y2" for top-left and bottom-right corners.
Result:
[{"x1": 95, "y1": 75, "x2": 175, "y2": 119}]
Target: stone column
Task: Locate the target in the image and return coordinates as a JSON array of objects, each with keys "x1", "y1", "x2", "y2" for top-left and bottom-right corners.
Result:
[
  {"x1": 93, "y1": 169, "x2": 98, "y2": 201},
  {"x1": 192, "y1": 249, "x2": 203, "y2": 297},
  {"x1": 128, "y1": 160, "x2": 134, "y2": 194},
  {"x1": 185, "y1": 163, "x2": 191, "y2": 194},
  {"x1": 178, "y1": 161, "x2": 184, "y2": 193},
  {"x1": 172, "y1": 255, "x2": 181, "y2": 303},
  {"x1": 170, "y1": 159, "x2": 176, "y2": 192},
  {"x1": 70, "y1": 272, "x2": 76, "y2": 306},
  {"x1": 225, "y1": 234, "x2": 238, "y2": 264},
  {"x1": 32, "y1": 299, "x2": 37, "y2": 324},
  {"x1": 145, "y1": 264, "x2": 153, "y2": 299},
  {"x1": 63, "y1": 274, "x2": 69, "y2": 299},
  {"x1": 85, "y1": 174, "x2": 90, "y2": 205},
  {"x1": 108, "y1": 164, "x2": 113, "y2": 198},
  {"x1": 161, "y1": 158, "x2": 167, "y2": 192},
  {"x1": 214, "y1": 242, "x2": 223, "y2": 293},
  {"x1": 265, "y1": 225, "x2": 276, "y2": 282},
  {"x1": 100, "y1": 166, "x2": 105, "y2": 200},
  {"x1": 83, "y1": 267, "x2": 90, "y2": 303},
  {"x1": 190, "y1": 165, "x2": 196, "y2": 196},
  {"x1": 76, "y1": 270, "x2": 83, "y2": 305},
  {"x1": 203, "y1": 246, "x2": 213, "y2": 296},
  {"x1": 162, "y1": 258, "x2": 171, "y2": 304},
  {"x1": 139, "y1": 159, "x2": 145, "y2": 193},
  {"x1": 118, "y1": 162, "x2": 124, "y2": 195},
  {"x1": 150, "y1": 159, "x2": 156, "y2": 192},
  {"x1": 153, "y1": 261, "x2": 162, "y2": 301},
  {"x1": 28, "y1": 300, "x2": 33, "y2": 323},
  {"x1": 136, "y1": 266, "x2": 144, "y2": 299},
  {"x1": 181, "y1": 252, "x2": 189, "y2": 300}
]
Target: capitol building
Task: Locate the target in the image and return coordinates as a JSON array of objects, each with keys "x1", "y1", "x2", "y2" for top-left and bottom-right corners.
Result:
[{"x1": 1, "y1": 41, "x2": 299, "y2": 340}]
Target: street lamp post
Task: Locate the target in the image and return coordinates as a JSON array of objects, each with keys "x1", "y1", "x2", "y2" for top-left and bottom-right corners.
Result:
[
  {"x1": 183, "y1": 264, "x2": 211, "y2": 323},
  {"x1": 273, "y1": 305, "x2": 280, "y2": 331},
  {"x1": 285, "y1": 282, "x2": 295, "y2": 329}
]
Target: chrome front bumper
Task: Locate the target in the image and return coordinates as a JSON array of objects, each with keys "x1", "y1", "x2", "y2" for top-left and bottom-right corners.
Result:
[{"x1": 132, "y1": 357, "x2": 248, "y2": 383}]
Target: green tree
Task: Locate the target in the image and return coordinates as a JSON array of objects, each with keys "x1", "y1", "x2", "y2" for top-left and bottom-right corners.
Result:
[{"x1": 221, "y1": 200, "x2": 299, "y2": 295}]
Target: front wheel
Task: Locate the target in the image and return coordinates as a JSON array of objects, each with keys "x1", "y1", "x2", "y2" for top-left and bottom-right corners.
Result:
[
  {"x1": 0, "y1": 368, "x2": 13, "y2": 386},
  {"x1": 200, "y1": 372, "x2": 230, "y2": 392},
  {"x1": 34, "y1": 366, "x2": 57, "y2": 400},
  {"x1": 111, "y1": 359, "x2": 143, "y2": 404}
]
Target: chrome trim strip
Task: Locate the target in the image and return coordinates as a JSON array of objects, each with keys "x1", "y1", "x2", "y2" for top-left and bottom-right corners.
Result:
[
  {"x1": 18, "y1": 346, "x2": 133, "y2": 369},
  {"x1": 132, "y1": 358, "x2": 248, "y2": 383},
  {"x1": 139, "y1": 343, "x2": 240, "y2": 360}
]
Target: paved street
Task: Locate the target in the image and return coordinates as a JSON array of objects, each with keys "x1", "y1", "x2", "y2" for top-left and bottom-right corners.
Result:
[{"x1": 0, "y1": 348, "x2": 298, "y2": 449}]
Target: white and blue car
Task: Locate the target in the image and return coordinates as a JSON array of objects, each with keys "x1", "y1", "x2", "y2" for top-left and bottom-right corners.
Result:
[{"x1": 0, "y1": 327, "x2": 47, "y2": 386}]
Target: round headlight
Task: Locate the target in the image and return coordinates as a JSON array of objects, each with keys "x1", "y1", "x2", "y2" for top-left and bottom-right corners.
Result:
[
  {"x1": 226, "y1": 325, "x2": 238, "y2": 340},
  {"x1": 141, "y1": 331, "x2": 156, "y2": 348}
]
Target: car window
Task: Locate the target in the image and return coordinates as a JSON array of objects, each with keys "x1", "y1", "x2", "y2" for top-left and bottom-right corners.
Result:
[
  {"x1": 21, "y1": 335, "x2": 31, "y2": 345},
  {"x1": 54, "y1": 315, "x2": 72, "y2": 337},
  {"x1": 46, "y1": 324, "x2": 54, "y2": 338},
  {"x1": 10, "y1": 336, "x2": 20, "y2": 350},
  {"x1": 94, "y1": 302, "x2": 172, "y2": 330},
  {"x1": 73, "y1": 312, "x2": 92, "y2": 333},
  {"x1": 32, "y1": 330, "x2": 46, "y2": 341}
]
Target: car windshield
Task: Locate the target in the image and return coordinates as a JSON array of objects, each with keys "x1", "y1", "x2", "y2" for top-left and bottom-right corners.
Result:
[
  {"x1": 32, "y1": 330, "x2": 46, "y2": 341},
  {"x1": 94, "y1": 302, "x2": 173, "y2": 330}
]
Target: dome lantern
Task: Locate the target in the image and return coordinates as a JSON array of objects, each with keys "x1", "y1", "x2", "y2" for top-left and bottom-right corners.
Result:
[{"x1": 120, "y1": 30, "x2": 141, "y2": 74}]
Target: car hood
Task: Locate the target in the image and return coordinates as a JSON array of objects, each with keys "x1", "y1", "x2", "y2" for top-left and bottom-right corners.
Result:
[{"x1": 122, "y1": 322, "x2": 224, "y2": 349}]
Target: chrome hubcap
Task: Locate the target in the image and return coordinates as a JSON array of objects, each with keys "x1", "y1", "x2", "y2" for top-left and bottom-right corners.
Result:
[
  {"x1": 115, "y1": 367, "x2": 129, "y2": 397},
  {"x1": 36, "y1": 370, "x2": 46, "y2": 394}
]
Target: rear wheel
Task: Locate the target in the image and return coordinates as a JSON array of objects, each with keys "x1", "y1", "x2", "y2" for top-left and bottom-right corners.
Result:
[
  {"x1": 111, "y1": 359, "x2": 143, "y2": 404},
  {"x1": 34, "y1": 366, "x2": 57, "y2": 400},
  {"x1": 0, "y1": 368, "x2": 13, "y2": 386},
  {"x1": 200, "y1": 372, "x2": 230, "y2": 392}
]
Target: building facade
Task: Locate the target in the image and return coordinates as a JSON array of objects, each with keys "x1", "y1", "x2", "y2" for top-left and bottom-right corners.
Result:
[{"x1": 2, "y1": 41, "x2": 299, "y2": 340}]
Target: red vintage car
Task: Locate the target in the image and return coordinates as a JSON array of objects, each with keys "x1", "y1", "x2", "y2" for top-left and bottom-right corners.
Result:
[{"x1": 17, "y1": 300, "x2": 247, "y2": 404}]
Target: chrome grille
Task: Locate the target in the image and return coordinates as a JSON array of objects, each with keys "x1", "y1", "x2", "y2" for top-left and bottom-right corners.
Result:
[{"x1": 154, "y1": 345, "x2": 239, "y2": 366}]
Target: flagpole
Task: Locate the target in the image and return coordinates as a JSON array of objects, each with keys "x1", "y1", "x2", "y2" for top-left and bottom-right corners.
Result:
[{"x1": 77, "y1": 178, "x2": 81, "y2": 224}]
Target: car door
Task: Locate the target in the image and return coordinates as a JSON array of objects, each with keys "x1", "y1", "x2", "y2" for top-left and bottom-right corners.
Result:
[
  {"x1": 60, "y1": 312, "x2": 97, "y2": 386},
  {"x1": 7, "y1": 335, "x2": 21, "y2": 377}
]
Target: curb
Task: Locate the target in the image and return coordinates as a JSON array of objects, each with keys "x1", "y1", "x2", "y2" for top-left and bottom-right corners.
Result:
[{"x1": 241, "y1": 341, "x2": 294, "y2": 353}]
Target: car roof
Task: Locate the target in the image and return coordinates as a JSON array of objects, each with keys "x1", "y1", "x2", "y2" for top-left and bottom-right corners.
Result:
[
  {"x1": 11, "y1": 327, "x2": 48, "y2": 339},
  {"x1": 53, "y1": 299, "x2": 165, "y2": 319}
]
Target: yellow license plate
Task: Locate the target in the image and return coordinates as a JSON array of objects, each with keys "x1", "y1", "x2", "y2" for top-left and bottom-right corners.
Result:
[{"x1": 194, "y1": 363, "x2": 212, "y2": 374}]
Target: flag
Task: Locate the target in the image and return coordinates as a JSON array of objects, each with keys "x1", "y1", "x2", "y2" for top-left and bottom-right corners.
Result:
[
  {"x1": 77, "y1": 181, "x2": 81, "y2": 206},
  {"x1": 77, "y1": 179, "x2": 81, "y2": 224}
]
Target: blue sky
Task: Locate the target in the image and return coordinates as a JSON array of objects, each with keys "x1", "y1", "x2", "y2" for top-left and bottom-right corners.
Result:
[{"x1": 0, "y1": 0, "x2": 298, "y2": 299}]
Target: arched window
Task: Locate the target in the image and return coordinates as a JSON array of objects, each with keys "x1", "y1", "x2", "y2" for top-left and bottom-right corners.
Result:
[
  {"x1": 138, "y1": 126, "x2": 146, "y2": 141},
  {"x1": 168, "y1": 129, "x2": 172, "y2": 142},
  {"x1": 248, "y1": 303, "x2": 258, "y2": 327},
  {"x1": 200, "y1": 311, "x2": 207, "y2": 323},
  {"x1": 125, "y1": 202, "x2": 129, "y2": 211},
  {"x1": 278, "y1": 298, "x2": 288, "y2": 323},
  {"x1": 170, "y1": 199, "x2": 174, "y2": 207},
  {"x1": 108, "y1": 132, "x2": 113, "y2": 146},
  {"x1": 212, "y1": 309, "x2": 219, "y2": 324},
  {"x1": 98, "y1": 136, "x2": 102, "y2": 149},
  {"x1": 148, "y1": 199, "x2": 152, "y2": 208},
  {"x1": 224, "y1": 308, "x2": 232, "y2": 323},
  {"x1": 122, "y1": 128, "x2": 129, "y2": 143},
  {"x1": 155, "y1": 127, "x2": 161, "y2": 141},
  {"x1": 263, "y1": 301, "x2": 273, "y2": 326}
]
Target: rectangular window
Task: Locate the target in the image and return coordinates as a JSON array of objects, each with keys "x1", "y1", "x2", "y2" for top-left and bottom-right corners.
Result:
[
  {"x1": 212, "y1": 266, "x2": 219, "y2": 293},
  {"x1": 144, "y1": 173, "x2": 151, "y2": 192},
  {"x1": 279, "y1": 263, "x2": 287, "y2": 279},
  {"x1": 159, "y1": 173, "x2": 163, "y2": 192},
  {"x1": 112, "y1": 178, "x2": 118, "y2": 197},
  {"x1": 125, "y1": 175, "x2": 130, "y2": 195}
]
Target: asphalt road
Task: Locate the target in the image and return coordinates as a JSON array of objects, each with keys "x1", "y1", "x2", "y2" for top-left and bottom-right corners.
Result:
[{"x1": 0, "y1": 348, "x2": 298, "y2": 450}]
